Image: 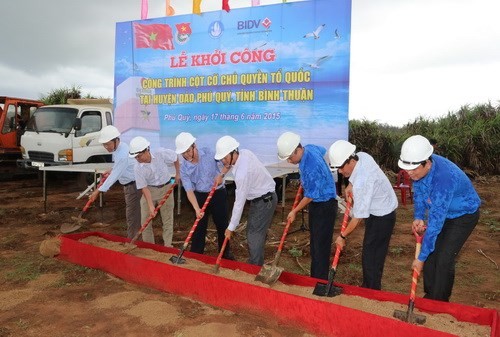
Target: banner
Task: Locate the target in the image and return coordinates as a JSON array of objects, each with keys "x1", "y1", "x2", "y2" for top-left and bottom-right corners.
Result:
[{"x1": 114, "y1": 0, "x2": 351, "y2": 165}]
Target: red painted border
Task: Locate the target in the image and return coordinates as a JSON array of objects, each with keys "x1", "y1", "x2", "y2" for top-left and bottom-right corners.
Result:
[{"x1": 58, "y1": 232, "x2": 499, "y2": 337}]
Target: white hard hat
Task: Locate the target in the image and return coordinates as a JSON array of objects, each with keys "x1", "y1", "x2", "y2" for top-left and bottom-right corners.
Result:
[
  {"x1": 398, "y1": 135, "x2": 434, "y2": 170},
  {"x1": 277, "y1": 132, "x2": 301, "y2": 160},
  {"x1": 175, "y1": 132, "x2": 196, "y2": 154},
  {"x1": 214, "y1": 135, "x2": 240, "y2": 160},
  {"x1": 98, "y1": 125, "x2": 121, "y2": 143},
  {"x1": 129, "y1": 136, "x2": 150, "y2": 157},
  {"x1": 329, "y1": 140, "x2": 356, "y2": 168}
]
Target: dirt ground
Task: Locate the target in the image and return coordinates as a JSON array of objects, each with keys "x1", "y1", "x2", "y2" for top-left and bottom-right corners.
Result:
[{"x1": 0, "y1": 172, "x2": 498, "y2": 336}]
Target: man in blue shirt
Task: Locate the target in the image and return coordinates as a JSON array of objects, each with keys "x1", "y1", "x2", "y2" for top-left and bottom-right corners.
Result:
[
  {"x1": 277, "y1": 132, "x2": 338, "y2": 280},
  {"x1": 89, "y1": 126, "x2": 142, "y2": 239},
  {"x1": 399, "y1": 135, "x2": 481, "y2": 301},
  {"x1": 175, "y1": 132, "x2": 234, "y2": 259}
]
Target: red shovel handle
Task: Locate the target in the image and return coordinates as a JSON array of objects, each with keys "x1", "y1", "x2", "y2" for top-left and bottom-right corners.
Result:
[
  {"x1": 409, "y1": 229, "x2": 424, "y2": 301},
  {"x1": 82, "y1": 174, "x2": 108, "y2": 212},
  {"x1": 215, "y1": 236, "x2": 229, "y2": 267},
  {"x1": 276, "y1": 185, "x2": 303, "y2": 254},
  {"x1": 131, "y1": 182, "x2": 177, "y2": 244},
  {"x1": 332, "y1": 196, "x2": 352, "y2": 268},
  {"x1": 180, "y1": 181, "x2": 218, "y2": 250}
]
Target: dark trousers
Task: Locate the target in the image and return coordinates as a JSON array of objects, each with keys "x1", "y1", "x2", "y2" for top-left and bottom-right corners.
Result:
[
  {"x1": 423, "y1": 209, "x2": 479, "y2": 301},
  {"x1": 361, "y1": 210, "x2": 396, "y2": 290},
  {"x1": 123, "y1": 182, "x2": 143, "y2": 239},
  {"x1": 309, "y1": 198, "x2": 338, "y2": 280},
  {"x1": 190, "y1": 188, "x2": 232, "y2": 258}
]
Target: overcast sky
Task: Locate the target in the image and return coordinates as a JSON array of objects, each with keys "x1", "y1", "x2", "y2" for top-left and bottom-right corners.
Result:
[{"x1": 2, "y1": 0, "x2": 499, "y2": 126}]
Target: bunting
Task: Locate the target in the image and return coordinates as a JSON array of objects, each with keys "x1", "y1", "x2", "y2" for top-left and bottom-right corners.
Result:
[
  {"x1": 141, "y1": 0, "x2": 148, "y2": 20},
  {"x1": 193, "y1": 0, "x2": 202, "y2": 15},
  {"x1": 222, "y1": 0, "x2": 230, "y2": 12},
  {"x1": 166, "y1": 0, "x2": 175, "y2": 16}
]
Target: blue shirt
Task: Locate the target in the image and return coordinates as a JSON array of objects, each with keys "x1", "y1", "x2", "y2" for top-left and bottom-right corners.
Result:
[
  {"x1": 180, "y1": 147, "x2": 222, "y2": 193},
  {"x1": 298, "y1": 144, "x2": 337, "y2": 202},
  {"x1": 98, "y1": 142, "x2": 136, "y2": 192},
  {"x1": 414, "y1": 154, "x2": 481, "y2": 261}
]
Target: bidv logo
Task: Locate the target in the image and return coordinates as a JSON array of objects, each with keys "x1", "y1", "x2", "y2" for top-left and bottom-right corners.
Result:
[{"x1": 237, "y1": 17, "x2": 272, "y2": 31}]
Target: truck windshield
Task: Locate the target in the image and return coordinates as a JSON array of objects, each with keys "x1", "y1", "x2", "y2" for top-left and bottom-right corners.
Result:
[{"x1": 26, "y1": 107, "x2": 78, "y2": 133}]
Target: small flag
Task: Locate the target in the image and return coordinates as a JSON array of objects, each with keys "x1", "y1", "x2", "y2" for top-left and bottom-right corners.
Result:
[
  {"x1": 251, "y1": 0, "x2": 260, "y2": 5},
  {"x1": 134, "y1": 23, "x2": 174, "y2": 50},
  {"x1": 166, "y1": 0, "x2": 175, "y2": 16},
  {"x1": 193, "y1": 0, "x2": 202, "y2": 15},
  {"x1": 223, "y1": 0, "x2": 230, "y2": 12},
  {"x1": 141, "y1": 0, "x2": 148, "y2": 20}
]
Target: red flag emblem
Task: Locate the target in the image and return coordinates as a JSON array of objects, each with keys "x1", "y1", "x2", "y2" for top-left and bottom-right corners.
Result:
[
  {"x1": 134, "y1": 23, "x2": 174, "y2": 50},
  {"x1": 175, "y1": 23, "x2": 192, "y2": 36}
]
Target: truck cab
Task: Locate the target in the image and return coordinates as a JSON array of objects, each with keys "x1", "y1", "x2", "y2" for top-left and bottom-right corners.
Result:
[
  {"x1": 19, "y1": 99, "x2": 114, "y2": 169},
  {"x1": 0, "y1": 96, "x2": 44, "y2": 175}
]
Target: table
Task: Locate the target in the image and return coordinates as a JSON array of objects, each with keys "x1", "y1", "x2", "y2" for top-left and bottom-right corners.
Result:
[{"x1": 39, "y1": 163, "x2": 112, "y2": 213}]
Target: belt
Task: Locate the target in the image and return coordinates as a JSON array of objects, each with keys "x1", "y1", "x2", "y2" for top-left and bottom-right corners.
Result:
[
  {"x1": 149, "y1": 182, "x2": 169, "y2": 188},
  {"x1": 251, "y1": 191, "x2": 273, "y2": 203},
  {"x1": 121, "y1": 181, "x2": 135, "y2": 187}
]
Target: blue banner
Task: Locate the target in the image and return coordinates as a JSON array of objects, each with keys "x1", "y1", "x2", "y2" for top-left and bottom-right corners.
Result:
[{"x1": 114, "y1": 0, "x2": 351, "y2": 164}]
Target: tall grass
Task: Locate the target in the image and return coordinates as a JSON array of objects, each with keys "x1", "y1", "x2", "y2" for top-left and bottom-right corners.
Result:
[{"x1": 349, "y1": 102, "x2": 499, "y2": 175}]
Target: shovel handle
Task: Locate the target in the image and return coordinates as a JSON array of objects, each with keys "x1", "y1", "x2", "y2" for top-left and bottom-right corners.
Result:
[
  {"x1": 130, "y1": 182, "x2": 177, "y2": 244},
  {"x1": 214, "y1": 236, "x2": 229, "y2": 270},
  {"x1": 81, "y1": 174, "x2": 109, "y2": 213},
  {"x1": 409, "y1": 228, "x2": 424, "y2": 301},
  {"x1": 331, "y1": 196, "x2": 352, "y2": 269},
  {"x1": 276, "y1": 185, "x2": 303, "y2": 253},
  {"x1": 180, "y1": 182, "x2": 218, "y2": 251}
]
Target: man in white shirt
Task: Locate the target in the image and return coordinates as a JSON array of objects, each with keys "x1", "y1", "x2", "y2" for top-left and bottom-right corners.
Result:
[
  {"x1": 214, "y1": 135, "x2": 277, "y2": 266},
  {"x1": 89, "y1": 126, "x2": 142, "y2": 239},
  {"x1": 129, "y1": 136, "x2": 180, "y2": 246},
  {"x1": 329, "y1": 140, "x2": 398, "y2": 290}
]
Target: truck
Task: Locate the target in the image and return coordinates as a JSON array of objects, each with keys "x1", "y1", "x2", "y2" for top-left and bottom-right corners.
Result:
[
  {"x1": 0, "y1": 96, "x2": 44, "y2": 177},
  {"x1": 18, "y1": 99, "x2": 114, "y2": 181}
]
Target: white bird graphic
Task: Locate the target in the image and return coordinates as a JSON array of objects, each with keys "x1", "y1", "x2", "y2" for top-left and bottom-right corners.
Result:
[
  {"x1": 253, "y1": 42, "x2": 268, "y2": 50},
  {"x1": 334, "y1": 28, "x2": 341, "y2": 39},
  {"x1": 303, "y1": 24, "x2": 325, "y2": 39},
  {"x1": 304, "y1": 55, "x2": 332, "y2": 69}
]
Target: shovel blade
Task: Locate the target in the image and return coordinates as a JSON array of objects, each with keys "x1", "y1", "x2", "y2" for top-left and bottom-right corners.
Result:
[
  {"x1": 169, "y1": 255, "x2": 186, "y2": 264},
  {"x1": 119, "y1": 242, "x2": 137, "y2": 254},
  {"x1": 254, "y1": 263, "x2": 284, "y2": 284},
  {"x1": 393, "y1": 309, "x2": 427, "y2": 325},
  {"x1": 60, "y1": 223, "x2": 82, "y2": 234},
  {"x1": 312, "y1": 281, "x2": 343, "y2": 297}
]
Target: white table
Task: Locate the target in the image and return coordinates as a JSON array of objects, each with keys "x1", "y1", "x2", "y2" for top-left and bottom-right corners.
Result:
[{"x1": 38, "y1": 163, "x2": 112, "y2": 212}]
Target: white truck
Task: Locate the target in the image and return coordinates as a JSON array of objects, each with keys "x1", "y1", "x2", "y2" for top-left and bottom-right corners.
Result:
[{"x1": 18, "y1": 99, "x2": 114, "y2": 172}]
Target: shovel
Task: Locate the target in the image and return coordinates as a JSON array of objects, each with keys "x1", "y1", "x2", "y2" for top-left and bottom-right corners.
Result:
[
  {"x1": 213, "y1": 236, "x2": 229, "y2": 274},
  {"x1": 393, "y1": 229, "x2": 427, "y2": 325},
  {"x1": 313, "y1": 195, "x2": 352, "y2": 297},
  {"x1": 61, "y1": 173, "x2": 108, "y2": 234},
  {"x1": 254, "y1": 185, "x2": 303, "y2": 284},
  {"x1": 170, "y1": 182, "x2": 218, "y2": 264},
  {"x1": 121, "y1": 182, "x2": 177, "y2": 253}
]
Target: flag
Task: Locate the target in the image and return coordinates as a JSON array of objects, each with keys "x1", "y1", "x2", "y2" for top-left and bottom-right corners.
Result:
[
  {"x1": 222, "y1": 0, "x2": 230, "y2": 12},
  {"x1": 134, "y1": 23, "x2": 174, "y2": 50},
  {"x1": 166, "y1": 0, "x2": 175, "y2": 16},
  {"x1": 141, "y1": 0, "x2": 148, "y2": 20},
  {"x1": 251, "y1": 0, "x2": 260, "y2": 5},
  {"x1": 193, "y1": 0, "x2": 202, "y2": 15},
  {"x1": 176, "y1": 23, "x2": 192, "y2": 36}
]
